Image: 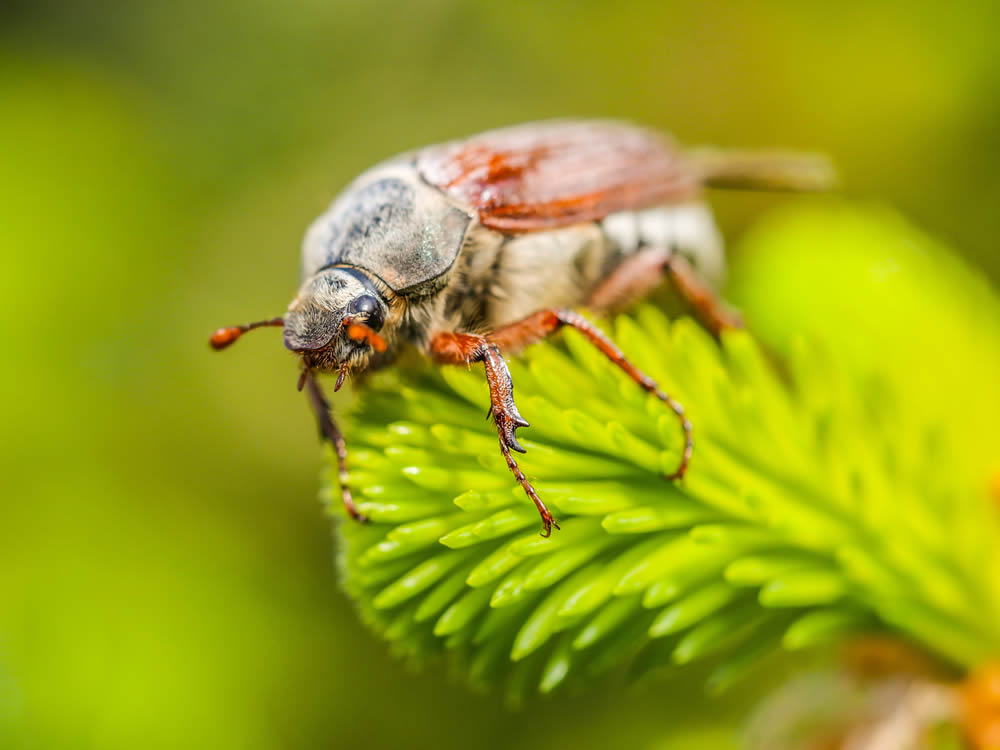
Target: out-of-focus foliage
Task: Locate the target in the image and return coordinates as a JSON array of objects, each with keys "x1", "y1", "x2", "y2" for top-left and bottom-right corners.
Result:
[
  {"x1": 335, "y1": 208, "x2": 1000, "y2": 701},
  {"x1": 730, "y1": 202, "x2": 1000, "y2": 489},
  {"x1": 2, "y1": 1, "x2": 999, "y2": 748}
]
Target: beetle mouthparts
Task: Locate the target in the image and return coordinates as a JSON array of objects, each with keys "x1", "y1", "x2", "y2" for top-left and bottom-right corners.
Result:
[
  {"x1": 343, "y1": 318, "x2": 387, "y2": 353},
  {"x1": 334, "y1": 365, "x2": 349, "y2": 392}
]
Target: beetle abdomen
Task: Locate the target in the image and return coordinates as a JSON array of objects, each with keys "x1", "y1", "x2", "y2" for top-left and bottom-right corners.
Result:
[
  {"x1": 601, "y1": 202, "x2": 725, "y2": 285},
  {"x1": 476, "y1": 202, "x2": 725, "y2": 329}
]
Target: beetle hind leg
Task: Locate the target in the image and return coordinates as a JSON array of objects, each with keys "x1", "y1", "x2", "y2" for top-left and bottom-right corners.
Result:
[
  {"x1": 587, "y1": 248, "x2": 742, "y2": 337},
  {"x1": 303, "y1": 371, "x2": 366, "y2": 523},
  {"x1": 663, "y1": 253, "x2": 744, "y2": 336}
]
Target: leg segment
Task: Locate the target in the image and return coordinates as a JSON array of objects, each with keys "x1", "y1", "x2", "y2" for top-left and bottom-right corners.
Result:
[
  {"x1": 488, "y1": 309, "x2": 692, "y2": 480},
  {"x1": 304, "y1": 371, "x2": 365, "y2": 522},
  {"x1": 586, "y1": 248, "x2": 742, "y2": 337},
  {"x1": 586, "y1": 247, "x2": 673, "y2": 313},
  {"x1": 428, "y1": 332, "x2": 560, "y2": 537},
  {"x1": 663, "y1": 253, "x2": 743, "y2": 336}
]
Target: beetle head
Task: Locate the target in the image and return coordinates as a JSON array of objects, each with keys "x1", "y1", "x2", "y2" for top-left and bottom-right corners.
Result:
[{"x1": 283, "y1": 267, "x2": 389, "y2": 374}]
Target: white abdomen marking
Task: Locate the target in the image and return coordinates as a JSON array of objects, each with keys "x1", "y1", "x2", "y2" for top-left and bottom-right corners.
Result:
[{"x1": 601, "y1": 202, "x2": 725, "y2": 285}]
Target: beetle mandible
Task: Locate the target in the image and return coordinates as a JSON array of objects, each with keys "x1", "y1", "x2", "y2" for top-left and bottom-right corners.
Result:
[{"x1": 210, "y1": 120, "x2": 833, "y2": 537}]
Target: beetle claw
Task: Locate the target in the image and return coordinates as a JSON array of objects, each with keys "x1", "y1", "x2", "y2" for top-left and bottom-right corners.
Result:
[
  {"x1": 347, "y1": 508, "x2": 370, "y2": 524},
  {"x1": 506, "y1": 429, "x2": 526, "y2": 454},
  {"x1": 538, "y1": 511, "x2": 560, "y2": 538},
  {"x1": 491, "y1": 409, "x2": 528, "y2": 453}
]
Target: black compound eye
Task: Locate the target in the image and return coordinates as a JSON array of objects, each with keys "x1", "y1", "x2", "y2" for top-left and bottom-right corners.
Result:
[{"x1": 347, "y1": 294, "x2": 384, "y2": 331}]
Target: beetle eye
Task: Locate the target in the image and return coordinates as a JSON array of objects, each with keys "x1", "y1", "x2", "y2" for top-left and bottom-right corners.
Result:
[{"x1": 347, "y1": 294, "x2": 384, "y2": 331}]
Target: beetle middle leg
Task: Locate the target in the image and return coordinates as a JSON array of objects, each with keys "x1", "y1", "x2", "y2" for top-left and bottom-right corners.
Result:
[
  {"x1": 303, "y1": 370, "x2": 366, "y2": 523},
  {"x1": 487, "y1": 309, "x2": 692, "y2": 480},
  {"x1": 428, "y1": 331, "x2": 560, "y2": 537},
  {"x1": 587, "y1": 248, "x2": 743, "y2": 336}
]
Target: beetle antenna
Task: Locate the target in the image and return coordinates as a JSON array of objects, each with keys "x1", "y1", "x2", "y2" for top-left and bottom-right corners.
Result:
[
  {"x1": 209, "y1": 317, "x2": 284, "y2": 350},
  {"x1": 343, "y1": 319, "x2": 387, "y2": 353}
]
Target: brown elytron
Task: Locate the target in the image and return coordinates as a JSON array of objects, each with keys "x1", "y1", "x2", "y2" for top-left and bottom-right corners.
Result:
[
  {"x1": 210, "y1": 120, "x2": 834, "y2": 536},
  {"x1": 418, "y1": 121, "x2": 700, "y2": 233}
]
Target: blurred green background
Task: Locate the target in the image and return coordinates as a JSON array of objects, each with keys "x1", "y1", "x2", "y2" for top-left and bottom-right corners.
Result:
[{"x1": 2, "y1": 2, "x2": 998, "y2": 748}]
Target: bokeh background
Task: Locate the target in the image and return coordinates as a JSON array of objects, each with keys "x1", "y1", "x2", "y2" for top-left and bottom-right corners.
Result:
[{"x1": 2, "y1": 2, "x2": 998, "y2": 748}]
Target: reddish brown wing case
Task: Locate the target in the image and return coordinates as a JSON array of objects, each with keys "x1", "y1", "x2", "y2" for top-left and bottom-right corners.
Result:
[{"x1": 416, "y1": 120, "x2": 700, "y2": 233}]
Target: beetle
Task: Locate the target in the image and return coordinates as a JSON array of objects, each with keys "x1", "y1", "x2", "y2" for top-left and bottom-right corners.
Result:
[{"x1": 210, "y1": 120, "x2": 833, "y2": 537}]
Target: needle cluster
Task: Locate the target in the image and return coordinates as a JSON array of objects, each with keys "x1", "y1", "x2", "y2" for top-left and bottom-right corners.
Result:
[{"x1": 328, "y1": 305, "x2": 1000, "y2": 701}]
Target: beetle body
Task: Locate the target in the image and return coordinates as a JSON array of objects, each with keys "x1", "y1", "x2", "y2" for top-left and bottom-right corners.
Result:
[
  {"x1": 288, "y1": 122, "x2": 735, "y2": 374},
  {"x1": 212, "y1": 120, "x2": 833, "y2": 535}
]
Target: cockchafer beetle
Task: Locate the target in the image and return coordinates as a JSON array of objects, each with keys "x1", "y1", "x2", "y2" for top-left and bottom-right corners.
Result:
[{"x1": 210, "y1": 120, "x2": 834, "y2": 537}]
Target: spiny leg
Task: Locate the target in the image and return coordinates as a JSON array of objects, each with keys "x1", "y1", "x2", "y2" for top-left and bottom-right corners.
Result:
[
  {"x1": 303, "y1": 370, "x2": 366, "y2": 522},
  {"x1": 586, "y1": 248, "x2": 742, "y2": 337},
  {"x1": 488, "y1": 309, "x2": 692, "y2": 480},
  {"x1": 428, "y1": 332, "x2": 560, "y2": 537}
]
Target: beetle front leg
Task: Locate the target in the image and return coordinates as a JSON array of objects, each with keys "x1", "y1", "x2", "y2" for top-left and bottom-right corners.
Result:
[
  {"x1": 428, "y1": 332, "x2": 560, "y2": 537},
  {"x1": 303, "y1": 370, "x2": 366, "y2": 523},
  {"x1": 487, "y1": 309, "x2": 692, "y2": 480}
]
